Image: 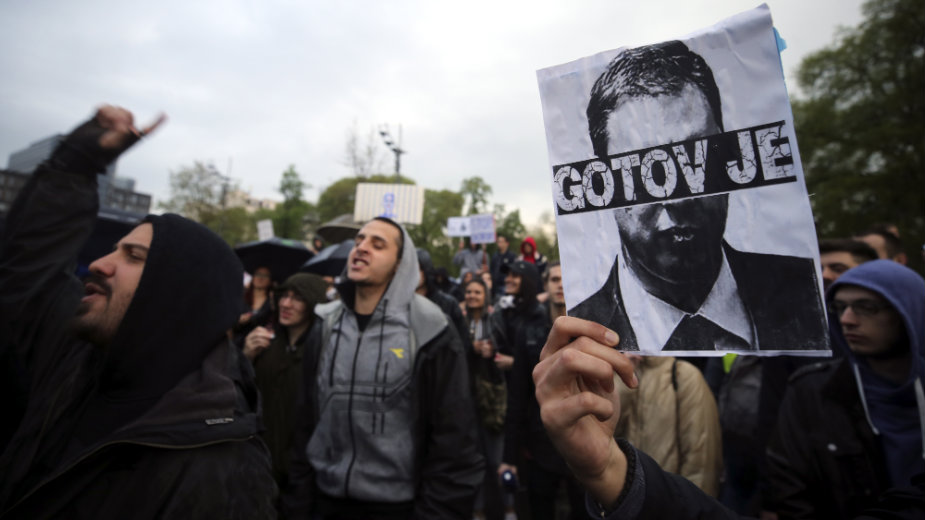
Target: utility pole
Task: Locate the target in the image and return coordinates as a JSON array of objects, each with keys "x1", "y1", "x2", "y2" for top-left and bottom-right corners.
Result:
[{"x1": 378, "y1": 125, "x2": 406, "y2": 182}]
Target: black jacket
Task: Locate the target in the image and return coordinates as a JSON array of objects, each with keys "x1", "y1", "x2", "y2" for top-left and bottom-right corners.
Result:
[
  {"x1": 491, "y1": 300, "x2": 564, "y2": 472},
  {"x1": 765, "y1": 359, "x2": 893, "y2": 519},
  {"x1": 0, "y1": 138, "x2": 276, "y2": 518},
  {"x1": 594, "y1": 440, "x2": 924, "y2": 520}
]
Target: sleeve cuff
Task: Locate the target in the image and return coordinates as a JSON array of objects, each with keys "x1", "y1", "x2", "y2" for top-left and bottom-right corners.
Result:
[{"x1": 586, "y1": 438, "x2": 646, "y2": 519}]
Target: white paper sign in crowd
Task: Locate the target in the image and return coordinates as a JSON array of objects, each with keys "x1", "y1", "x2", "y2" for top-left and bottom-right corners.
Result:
[
  {"x1": 447, "y1": 217, "x2": 471, "y2": 237},
  {"x1": 468, "y1": 214, "x2": 496, "y2": 244},
  {"x1": 447, "y1": 214, "x2": 496, "y2": 243},
  {"x1": 536, "y1": 4, "x2": 829, "y2": 356},
  {"x1": 354, "y1": 183, "x2": 425, "y2": 225}
]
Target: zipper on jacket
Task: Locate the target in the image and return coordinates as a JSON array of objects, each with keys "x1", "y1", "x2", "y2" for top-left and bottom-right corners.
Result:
[
  {"x1": 329, "y1": 311, "x2": 345, "y2": 386},
  {"x1": 343, "y1": 330, "x2": 364, "y2": 497}
]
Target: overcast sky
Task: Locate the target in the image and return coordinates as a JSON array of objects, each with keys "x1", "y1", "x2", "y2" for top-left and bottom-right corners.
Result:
[{"x1": 0, "y1": 0, "x2": 864, "y2": 228}]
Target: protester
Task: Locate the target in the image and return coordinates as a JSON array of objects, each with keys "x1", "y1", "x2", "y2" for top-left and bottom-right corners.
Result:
[
  {"x1": 454, "y1": 270, "x2": 476, "y2": 302},
  {"x1": 455, "y1": 237, "x2": 490, "y2": 277},
  {"x1": 857, "y1": 226, "x2": 908, "y2": 265},
  {"x1": 239, "y1": 265, "x2": 276, "y2": 331},
  {"x1": 416, "y1": 248, "x2": 471, "y2": 352},
  {"x1": 309, "y1": 235, "x2": 325, "y2": 255},
  {"x1": 517, "y1": 236, "x2": 547, "y2": 277},
  {"x1": 765, "y1": 260, "x2": 925, "y2": 518},
  {"x1": 490, "y1": 235, "x2": 517, "y2": 299},
  {"x1": 243, "y1": 272, "x2": 326, "y2": 494},
  {"x1": 480, "y1": 270, "x2": 497, "y2": 310},
  {"x1": 0, "y1": 106, "x2": 276, "y2": 517},
  {"x1": 464, "y1": 277, "x2": 507, "y2": 520},
  {"x1": 616, "y1": 353, "x2": 723, "y2": 497},
  {"x1": 532, "y1": 316, "x2": 924, "y2": 520},
  {"x1": 747, "y1": 237, "x2": 881, "y2": 515},
  {"x1": 495, "y1": 261, "x2": 590, "y2": 519},
  {"x1": 285, "y1": 217, "x2": 483, "y2": 519},
  {"x1": 819, "y1": 238, "x2": 880, "y2": 290}
]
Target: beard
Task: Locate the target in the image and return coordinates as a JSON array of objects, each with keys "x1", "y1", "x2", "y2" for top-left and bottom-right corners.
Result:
[{"x1": 70, "y1": 272, "x2": 118, "y2": 348}]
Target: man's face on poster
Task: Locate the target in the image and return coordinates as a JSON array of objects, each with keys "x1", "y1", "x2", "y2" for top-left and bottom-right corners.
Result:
[{"x1": 607, "y1": 84, "x2": 728, "y2": 287}]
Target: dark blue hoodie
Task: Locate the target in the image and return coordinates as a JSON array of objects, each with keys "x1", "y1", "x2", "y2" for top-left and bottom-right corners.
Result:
[{"x1": 828, "y1": 260, "x2": 925, "y2": 487}]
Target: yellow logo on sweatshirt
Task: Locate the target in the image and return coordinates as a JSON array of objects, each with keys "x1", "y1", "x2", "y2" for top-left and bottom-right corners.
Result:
[{"x1": 390, "y1": 348, "x2": 405, "y2": 359}]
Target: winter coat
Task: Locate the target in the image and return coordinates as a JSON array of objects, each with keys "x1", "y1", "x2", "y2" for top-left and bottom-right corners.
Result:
[
  {"x1": 766, "y1": 260, "x2": 925, "y2": 519},
  {"x1": 252, "y1": 273, "x2": 327, "y2": 489},
  {"x1": 491, "y1": 300, "x2": 563, "y2": 471},
  {"x1": 615, "y1": 356, "x2": 723, "y2": 496},
  {"x1": 0, "y1": 137, "x2": 276, "y2": 519},
  {"x1": 591, "y1": 440, "x2": 924, "y2": 520},
  {"x1": 284, "y1": 222, "x2": 483, "y2": 519}
]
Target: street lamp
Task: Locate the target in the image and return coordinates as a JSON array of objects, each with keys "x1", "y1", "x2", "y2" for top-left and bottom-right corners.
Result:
[{"x1": 378, "y1": 125, "x2": 406, "y2": 182}]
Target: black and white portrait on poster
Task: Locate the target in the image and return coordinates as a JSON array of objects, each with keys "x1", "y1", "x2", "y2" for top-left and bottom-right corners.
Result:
[{"x1": 536, "y1": 5, "x2": 829, "y2": 356}]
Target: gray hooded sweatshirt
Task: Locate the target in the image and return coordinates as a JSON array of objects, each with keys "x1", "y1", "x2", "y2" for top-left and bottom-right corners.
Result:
[{"x1": 305, "y1": 220, "x2": 482, "y2": 515}]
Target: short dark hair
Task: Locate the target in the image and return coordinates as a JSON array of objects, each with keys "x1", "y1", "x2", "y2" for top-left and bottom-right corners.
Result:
[
  {"x1": 543, "y1": 261, "x2": 561, "y2": 284},
  {"x1": 819, "y1": 239, "x2": 879, "y2": 264},
  {"x1": 858, "y1": 227, "x2": 904, "y2": 259},
  {"x1": 587, "y1": 40, "x2": 723, "y2": 158},
  {"x1": 372, "y1": 216, "x2": 404, "y2": 261}
]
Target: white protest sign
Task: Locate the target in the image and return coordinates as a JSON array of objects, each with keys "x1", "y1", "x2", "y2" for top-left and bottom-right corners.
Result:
[
  {"x1": 354, "y1": 183, "x2": 425, "y2": 224},
  {"x1": 447, "y1": 216, "x2": 471, "y2": 237},
  {"x1": 537, "y1": 4, "x2": 828, "y2": 356},
  {"x1": 469, "y1": 214, "x2": 496, "y2": 244},
  {"x1": 257, "y1": 219, "x2": 274, "y2": 241}
]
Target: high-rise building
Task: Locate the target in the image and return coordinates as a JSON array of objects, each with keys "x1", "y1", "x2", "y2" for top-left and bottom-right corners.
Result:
[{"x1": 2, "y1": 134, "x2": 151, "y2": 215}]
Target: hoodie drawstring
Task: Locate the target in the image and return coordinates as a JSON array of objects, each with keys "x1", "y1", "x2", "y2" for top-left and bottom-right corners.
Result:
[
  {"x1": 852, "y1": 362, "x2": 881, "y2": 435},
  {"x1": 915, "y1": 377, "x2": 925, "y2": 461}
]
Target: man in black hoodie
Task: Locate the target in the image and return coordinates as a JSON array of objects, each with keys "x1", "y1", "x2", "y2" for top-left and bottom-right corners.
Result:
[{"x1": 0, "y1": 106, "x2": 276, "y2": 518}]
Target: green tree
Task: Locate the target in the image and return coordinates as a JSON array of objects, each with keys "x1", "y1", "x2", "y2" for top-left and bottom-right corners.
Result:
[
  {"x1": 460, "y1": 176, "x2": 493, "y2": 215},
  {"x1": 792, "y1": 0, "x2": 924, "y2": 269},
  {"x1": 407, "y1": 189, "x2": 465, "y2": 271},
  {"x1": 200, "y1": 206, "x2": 256, "y2": 246},
  {"x1": 493, "y1": 203, "x2": 527, "y2": 250},
  {"x1": 274, "y1": 165, "x2": 315, "y2": 240}
]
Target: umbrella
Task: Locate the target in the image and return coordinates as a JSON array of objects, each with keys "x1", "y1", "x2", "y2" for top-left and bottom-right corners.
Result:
[
  {"x1": 235, "y1": 237, "x2": 314, "y2": 283},
  {"x1": 300, "y1": 239, "x2": 354, "y2": 277},
  {"x1": 316, "y1": 213, "x2": 361, "y2": 244}
]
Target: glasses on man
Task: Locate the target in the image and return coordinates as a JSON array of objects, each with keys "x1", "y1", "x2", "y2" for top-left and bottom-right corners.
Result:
[{"x1": 831, "y1": 299, "x2": 891, "y2": 317}]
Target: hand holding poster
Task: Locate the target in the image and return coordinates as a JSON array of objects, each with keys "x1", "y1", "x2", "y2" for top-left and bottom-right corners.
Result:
[{"x1": 537, "y1": 5, "x2": 828, "y2": 356}]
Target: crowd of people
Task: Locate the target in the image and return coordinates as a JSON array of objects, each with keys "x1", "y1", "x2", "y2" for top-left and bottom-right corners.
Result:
[{"x1": 0, "y1": 100, "x2": 922, "y2": 520}]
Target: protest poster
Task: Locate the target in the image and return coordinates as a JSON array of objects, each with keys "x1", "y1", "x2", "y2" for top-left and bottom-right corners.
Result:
[
  {"x1": 257, "y1": 219, "x2": 274, "y2": 241},
  {"x1": 354, "y1": 183, "x2": 425, "y2": 225},
  {"x1": 537, "y1": 4, "x2": 828, "y2": 356},
  {"x1": 447, "y1": 216, "x2": 471, "y2": 237},
  {"x1": 469, "y1": 214, "x2": 496, "y2": 244}
]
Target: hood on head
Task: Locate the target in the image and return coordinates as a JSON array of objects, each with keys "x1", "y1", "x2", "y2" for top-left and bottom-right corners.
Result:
[
  {"x1": 337, "y1": 217, "x2": 420, "y2": 312},
  {"x1": 100, "y1": 213, "x2": 245, "y2": 400},
  {"x1": 521, "y1": 236, "x2": 537, "y2": 256},
  {"x1": 279, "y1": 272, "x2": 327, "y2": 306},
  {"x1": 828, "y1": 259, "x2": 924, "y2": 385}
]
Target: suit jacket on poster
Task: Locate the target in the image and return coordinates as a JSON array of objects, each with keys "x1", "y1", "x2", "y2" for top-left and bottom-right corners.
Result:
[{"x1": 569, "y1": 242, "x2": 827, "y2": 351}]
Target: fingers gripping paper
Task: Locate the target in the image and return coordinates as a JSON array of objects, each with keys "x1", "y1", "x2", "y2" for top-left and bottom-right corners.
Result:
[{"x1": 536, "y1": 5, "x2": 829, "y2": 356}]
